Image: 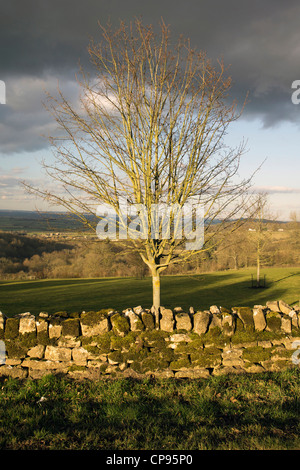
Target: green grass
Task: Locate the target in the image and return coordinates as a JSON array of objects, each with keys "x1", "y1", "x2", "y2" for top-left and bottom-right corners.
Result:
[
  {"x1": 1, "y1": 267, "x2": 300, "y2": 316},
  {"x1": 0, "y1": 369, "x2": 299, "y2": 450}
]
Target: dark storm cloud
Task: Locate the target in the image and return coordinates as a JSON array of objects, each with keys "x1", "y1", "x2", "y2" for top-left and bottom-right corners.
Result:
[{"x1": 1, "y1": 0, "x2": 300, "y2": 153}]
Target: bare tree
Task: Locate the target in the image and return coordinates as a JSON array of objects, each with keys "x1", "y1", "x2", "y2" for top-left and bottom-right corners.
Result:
[
  {"x1": 25, "y1": 19, "x2": 255, "y2": 310},
  {"x1": 248, "y1": 193, "x2": 275, "y2": 286}
]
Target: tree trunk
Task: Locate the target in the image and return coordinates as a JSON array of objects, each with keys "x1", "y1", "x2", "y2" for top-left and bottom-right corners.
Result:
[
  {"x1": 256, "y1": 253, "x2": 260, "y2": 287},
  {"x1": 152, "y1": 270, "x2": 161, "y2": 311}
]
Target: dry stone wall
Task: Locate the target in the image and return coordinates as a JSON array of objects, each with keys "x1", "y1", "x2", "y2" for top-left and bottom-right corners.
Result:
[{"x1": 1, "y1": 300, "x2": 300, "y2": 380}]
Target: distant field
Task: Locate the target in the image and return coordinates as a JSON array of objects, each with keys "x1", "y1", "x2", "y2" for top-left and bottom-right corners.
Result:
[
  {"x1": 0, "y1": 267, "x2": 300, "y2": 316},
  {"x1": 0, "y1": 210, "x2": 92, "y2": 233}
]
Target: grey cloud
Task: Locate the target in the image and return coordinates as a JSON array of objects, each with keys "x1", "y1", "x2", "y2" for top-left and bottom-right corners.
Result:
[{"x1": 0, "y1": 0, "x2": 300, "y2": 154}]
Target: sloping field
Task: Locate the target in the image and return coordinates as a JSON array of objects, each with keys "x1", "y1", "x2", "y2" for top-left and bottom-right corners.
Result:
[{"x1": 0, "y1": 267, "x2": 299, "y2": 316}]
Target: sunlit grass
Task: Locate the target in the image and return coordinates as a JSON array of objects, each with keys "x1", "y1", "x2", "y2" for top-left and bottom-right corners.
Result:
[
  {"x1": 0, "y1": 369, "x2": 299, "y2": 450},
  {"x1": 0, "y1": 266, "x2": 300, "y2": 316}
]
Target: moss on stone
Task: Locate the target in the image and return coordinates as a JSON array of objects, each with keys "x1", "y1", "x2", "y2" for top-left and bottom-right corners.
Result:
[
  {"x1": 169, "y1": 356, "x2": 190, "y2": 370},
  {"x1": 81, "y1": 310, "x2": 109, "y2": 327},
  {"x1": 242, "y1": 346, "x2": 272, "y2": 363},
  {"x1": 110, "y1": 313, "x2": 130, "y2": 336},
  {"x1": 141, "y1": 312, "x2": 155, "y2": 330},
  {"x1": 4, "y1": 318, "x2": 19, "y2": 340},
  {"x1": 48, "y1": 316, "x2": 63, "y2": 326},
  {"x1": 234, "y1": 307, "x2": 255, "y2": 331},
  {"x1": 61, "y1": 318, "x2": 80, "y2": 338},
  {"x1": 266, "y1": 312, "x2": 281, "y2": 332},
  {"x1": 53, "y1": 311, "x2": 68, "y2": 318},
  {"x1": 110, "y1": 331, "x2": 137, "y2": 350},
  {"x1": 18, "y1": 332, "x2": 37, "y2": 348},
  {"x1": 123, "y1": 347, "x2": 148, "y2": 363},
  {"x1": 100, "y1": 363, "x2": 108, "y2": 372},
  {"x1": 68, "y1": 364, "x2": 87, "y2": 372},
  {"x1": 108, "y1": 350, "x2": 123, "y2": 364},
  {"x1": 190, "y1": 347, "x2": 222, "y2": 367},
  {"x1": 81, "y1": 331, "x2": 113, "y2": 353},
  {"x1": 5, "y1": 340, "x2": 28, "y2": 359},
  {"x1": 141, "y1": 356, "x2": 169, "y2": 372}
]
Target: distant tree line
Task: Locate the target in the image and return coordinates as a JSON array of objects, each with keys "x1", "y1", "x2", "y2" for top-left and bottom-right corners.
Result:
[{"x1": 0, "y1": 221, "x2": 299, "y2": 280}]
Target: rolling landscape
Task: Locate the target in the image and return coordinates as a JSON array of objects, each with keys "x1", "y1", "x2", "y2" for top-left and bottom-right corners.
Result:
[{"x1": 1, "y1": 3, "x2": 300, "y2": 454}]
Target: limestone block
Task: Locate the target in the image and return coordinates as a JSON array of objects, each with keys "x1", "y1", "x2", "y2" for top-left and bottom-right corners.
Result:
[
  {"x1": 210, "y1": 305, "x2": 220, "y2": 314},
  {"x1": 281, "y1": 315, "x2": 292, "y2": 334},
  {"x1": 72, "y1": 347, "x2": 88, "y2": 365},
  {"x1": 278, "y1": 300, "x2": 293, "y2": 315},
  {"x1": 160, "y1": 308, "x2": 175, "y2": 332},
  {"x1": 253, "y1": 307, "x2": 267, "y2": 331},
  {"x1": 48, "y1": 323, "x2": 62, "y2": 339},
  {"x1": 44, "y1": 346, "x2": 72, "y2": 362},
  {"x1": 27, "y1": 344, "x2": 45, "y2": 359},
  {"x1": 110, "y1": 313, "x2": 130, "y2": 337},
  {"x1": 80, "y1": 311, "x2": 110, "y2": 337},
  {"x1": 141, "y1": 311, "x2": 155, "y2": 330},
  {"x1": 124, "y1": 309, "x2": 144, "y2": 331},
  {"x1": 193, "y1": 311, "x2": 211, "y2": 335},
  {"x1": 266, "y1": 301, "x2": 280, "y2": 312},
  {"x1": 222, "y1": 314, "x2": 235, "y2": 336},
  {"x1": 175, "y1": 312, "x2": 192, "y2": 331},
  {"x1": 18, "y1": 313, "x2": 36, "y2": 335}
]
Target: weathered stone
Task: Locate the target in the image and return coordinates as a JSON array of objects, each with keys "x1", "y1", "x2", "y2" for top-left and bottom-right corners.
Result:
[
  {"x1": 281, "y1": 315, "x2": 292, "y2": 334},
  {"x1": 27, "y1": 344, "x2": 45, "y2": 359},
  {"x1": 175, "y1": 312, "x2": 192, "y2": 331},
  {"x1": 210, "y1": 305, "x2": 220, "y2": 314},
  {"x1": 160, "y1": 308, "x2": 175, "y2": 332},
  {"x1": 233, "y1": 307, "x2": 254, "y2": 331},
  {"x1": 289, "y1": 311, "x2": 299, "y2": 328},
  {"x1": 266, "y1": 301, "x2": 280, "y2": 312},
  {"x1": 80, "y1": 311, "x2": 110, "y2": 337},
  {"x1": 266, "y1": 311, "x2": 282, "y2": 332},
  {"x1": 124, "y1": 309, "x2": 144, "y2": 331},
  {"x1": 175, "y1": 369, "x2": 210, "y2": 378},
  {"x1": 4, "y1": 317, "x2": 19, "y2": 340},
  {"x1": 58, "y1": 337, "x2": 81, "y2": 348},
  {"x1": 0, "y1": 365, "x2": 28, "y2": 379},
  {"x1": 278, "y1": 300, "x2": 293, "y2": 315},
  {"x1": 209, "y1": 312, "x2": 222, "y2": 332},
  {"x1": 39, "y1": 311, "x2": 49, "y2": 318},
  {"x1": 222, "y1": 314, "x2": 235, "y2": 336},
  {"x1": 110, "y1": 313, "x2": 130, "y2": 337},
  {"x1": 133, "y1": 306, "x2": 143, "y2": 315},
  {"x1": 258, "y1": 340, "x2": 272, "y2": 348},
  {"x1": 141, "y1": 311, "x2": 155, "y2": 330},
  {"x1": 72, "y1": 347, "x2": 88, "y2": 365},
  {"x1": 169, "y1": 333, "x2": 192, "y2": 344},
  {"x1": 193, "y1": 311, "x2": 211, "y2": 335},
  {"x1": 222, "y1": 348, "x2": 244, "y2": 367},
  {"x1": 48, "y1": 323, "x2": 62, "y2": 339},
  {"x1": 213, "y1": 365, "x2": 245, "y2": 376},
  {"x1": 61, "y1": 318, "x2": 81, "y2": 338},
  {"x1": 151, "y1": 306, "x2": 160, "y2": 328},
  {"x1": 253, "y1": 307, "x2": 267, "y2": 331},
  {"x1": 18, "y1": 313, "x2": 36, "y2": 335},
  {"x1": 44, "y1": 346, "x2": 72, "y2": 362}
]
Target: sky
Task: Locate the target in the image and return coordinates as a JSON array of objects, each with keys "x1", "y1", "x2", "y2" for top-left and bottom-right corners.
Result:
[{"x1": 0, "y1": 0, "x2": 300, "y2": 220}]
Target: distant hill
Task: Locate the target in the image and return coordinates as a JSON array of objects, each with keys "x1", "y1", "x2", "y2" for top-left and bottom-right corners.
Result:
[{"x1": 0, "y1": 210, "x2": 94, "y2": 232}]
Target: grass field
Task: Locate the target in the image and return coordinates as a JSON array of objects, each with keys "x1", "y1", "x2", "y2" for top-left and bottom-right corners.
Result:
[
  {"x1": 0, "y1": 369, "x2": 299, "y2": 450},
  {"x1": 0, "y1": 266, "x2": 300, "y2": 316}
]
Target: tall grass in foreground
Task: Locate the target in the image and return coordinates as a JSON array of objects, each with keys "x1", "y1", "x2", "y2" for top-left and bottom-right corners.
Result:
[{"x1": 0, "y1": 368, "x2": 299, "y2": 450}]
